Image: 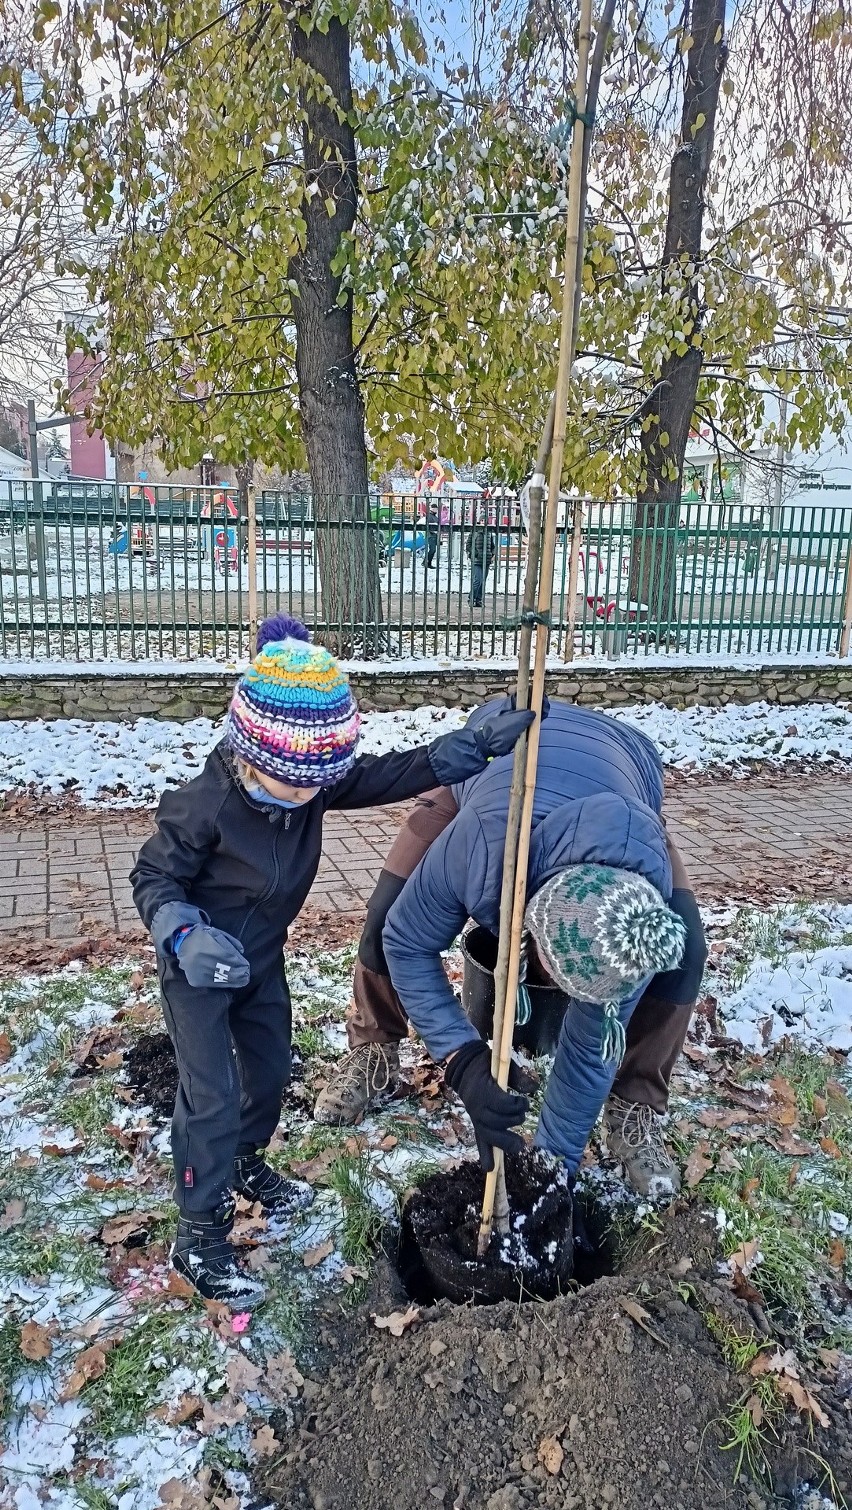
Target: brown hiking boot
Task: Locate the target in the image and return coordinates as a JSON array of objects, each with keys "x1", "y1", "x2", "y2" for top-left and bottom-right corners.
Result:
[
  {"x1": 602, "y1": 1095, "x2": 681, "y2": 1199},
  {"x1": 313, "y1": 1043, "x2": 401, "y2": 1125}
]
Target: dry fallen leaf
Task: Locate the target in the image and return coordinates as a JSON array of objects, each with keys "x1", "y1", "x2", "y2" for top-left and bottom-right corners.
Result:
[
  {"x1": 683, "y1": 1143, "x2": 714, "y2": 1188},
  {"x1": 42, "y1": 1141, "x2": 84, "y2": 1158},
  {"x1": 263, "y1": 1348, "x2": 305, "y2": 1403},
  {"x1": 820, "y1": 1136, "x2": 842, "y2": 1159},
  {"x1": 750, "y1": 1348, "x2": 830, "y2": 1429},
  {"x1": 158, "y1": 1479, "x2": 207, "y2": 1510},
  {"x1": 744, "y1": 1392, "x2": 764, "y2": 1428},
  {"x1": 372, "y1": 1306, "x2": 421, "y2": 1337},
  {"x1": 153, "y1": 1393, "x2": 204, "y2": 1425},
  {"x1": 302, "y1": 1238, "x2": 335, "y2": 1269},
  {"x1": 101, "y1": 1210, "x2": 166, "y2": 1246},
  {"x1": 60, "y1": 1340, "x2": 119, "y2": 1401},
  {"x1": 826, "y1": 1079, "x2": 852, "y2": 1118},
  {"x1": 166, "y1": 1269, "x2": 197, "y2": 1300},
  {"x1": 696, "y1": 1107, "x2": 742, "y2": 1130},
  {"x1": 289, "y1": 1147, "x2": 340, "y2": 1184},
  {"x1": 0, "y1": 1199, "x2": 26, "y2": 1231},
  {"x1": 0, "y1": 1031, "x2": 12, "y2": 1062},
  {"x1": 775, "y1": 1374, "x2": 830, "y2": 1429},
  {"x1": 130, "y1": 970, "x2": 145, "y2": 993},
  {"x1": 20, "y1": 1321, "x2": 53, "y2": 1360},
  {"x1": 769, "y1": 1074, "x2": 798, "y2": 1126},
  {"x1": 225, "y1": 1352, "x2": 262, "y2": 1394},
  {"x1": 618, "y1": 1297, "x2": 669, "y2": 1349},
  {"x1": 728, "y1": 1238, "x2": 760, "y2": 1277},
  {"x1": 740, "y1": 1177, "x2": 760, "y2": 1204},
  {"x1": 378, "y1": 1134, "x2": 398, "y2": 1151},
  {"x1": 340, "y1": 1264, "x2": 369, "y2": 1286},
  {"x1": 537, "y1": 1436, "x2": 564, "y2": 1476},
  {"x1": 828, "y1": 1238, "x2": 846, "y2": 1269},
  {"x1": 198, "y1": 1396, "x2": 248, "y2": 1433},
  {"x1": 252, "y1": 1425, "x2": 279, "y2": 1459},
  {"x1": 812, "y1": 1095, "x2": 827, "y2": 1121}
]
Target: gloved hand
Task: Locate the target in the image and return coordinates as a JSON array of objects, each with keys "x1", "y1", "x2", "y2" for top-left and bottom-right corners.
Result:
[
  {"x1": 428, "y1": 709, "x2": 535, "y2": 786},
  {"x1": 508, "y1": 691, "x2": 550, "y2": 721},
  {"x1": 173, "y1": 924, "x2": 250, "y2": 989},
  {"x1": 444, "y1": 1039, "x2": 529, "y2": 1172},
  {"x1": 473, "y1": 708, "x2": 535, "y2": 758}
]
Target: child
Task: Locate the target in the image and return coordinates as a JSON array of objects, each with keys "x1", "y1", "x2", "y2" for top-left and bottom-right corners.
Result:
[{"x1": 130, "y1": 613, "x2": 532, "y2": 1304}]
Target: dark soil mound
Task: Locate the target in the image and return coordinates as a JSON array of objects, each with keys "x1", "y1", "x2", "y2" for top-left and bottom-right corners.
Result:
[
  {"x1": 262, "y1": 1275, "x2": 775, "y2": 1510},
  {"x1": 126, "y1": 1031, "x2": 178, "y2": 1120},
  {"x1": 262, "y1": 1201, "x2": 846, "y2": 1510},
  {"x1": 402, "y1": 1150, "x2": 574, "y2": 1303}
]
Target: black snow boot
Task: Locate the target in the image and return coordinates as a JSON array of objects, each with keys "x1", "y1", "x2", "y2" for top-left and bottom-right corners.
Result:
[
  {"x1": 233, "y1": 1152, "x2": 314, "y2": 1220},
  {"x1": 171, "y1": 1199, "x2": 266, "y2": 1307}
]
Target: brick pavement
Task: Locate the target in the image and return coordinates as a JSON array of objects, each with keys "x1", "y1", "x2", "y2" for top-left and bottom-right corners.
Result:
[{"x1": 1, "y1": 775, "x2": 850, "y2": 944}]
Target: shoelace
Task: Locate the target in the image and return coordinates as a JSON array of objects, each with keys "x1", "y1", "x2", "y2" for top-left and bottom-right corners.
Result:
[
  {"x1": 610, "y1": 1098, "x2": 667, "y2": 1153},
  {"x1": 335, "y1": 1043, "x2": 396, "y2": 1097}
]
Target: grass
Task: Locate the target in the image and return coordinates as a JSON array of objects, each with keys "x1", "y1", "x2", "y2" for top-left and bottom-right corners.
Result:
[
  {"x1": 0, "y1": 1311, "x2": 24, "y2": 1422},
  {"x1": 83, "y1": 1309, "x2": 216, "y2": 1436},
  {"x1": 292, "y1": 1019, "x2": 331, "y2": 1060},
  {"x1": 720, "y1": 901, "x2": 852, "y2": 992},
  {"x1": 256, "y1": 1280, "x2": 308, "y2": 1357},
  {"x1": 327, "y1": 1150, "x2": 386, "y2": 1265},
  {"x1": 703, "y1": 1313, "x2": 783, "y2": 1483},
  {"x1": 0, "y1": 967, "x2": 137, "y2": 1050},
  {"x1": 53, "y1": 1079, "x2": 122, "y2": 1143}
]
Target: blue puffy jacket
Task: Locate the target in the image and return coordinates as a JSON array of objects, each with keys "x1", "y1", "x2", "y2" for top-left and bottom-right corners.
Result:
[{"x1": 383, "y1": 698, "x2": 672, "y2": 1170}]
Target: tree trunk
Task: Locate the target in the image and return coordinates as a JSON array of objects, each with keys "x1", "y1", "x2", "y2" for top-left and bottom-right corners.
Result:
[
  {"x1": 289, "y1": 15, "x2": 382, "y2": 657},
  {"x1": 630, "y1": 0, "x2": 727, "y2": 641}
]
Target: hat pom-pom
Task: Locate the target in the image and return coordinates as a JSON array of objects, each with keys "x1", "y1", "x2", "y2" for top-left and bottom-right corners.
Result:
[
  {"x1": 611, "y1": 905, "x2": 687, "y2": 976},
  {"x1": 256, "y1": 614, "x2": 311, "y2": 651}
]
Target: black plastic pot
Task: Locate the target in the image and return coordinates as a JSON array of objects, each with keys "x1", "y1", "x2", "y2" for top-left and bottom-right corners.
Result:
[{"x1": 460, "y1": 925, "x2": 571, "y2": 1057}]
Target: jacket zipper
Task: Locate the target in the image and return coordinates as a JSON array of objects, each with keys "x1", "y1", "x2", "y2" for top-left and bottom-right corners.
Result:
[{"x1": 238, "y1": 814, "x2": 285, "y2": 943}]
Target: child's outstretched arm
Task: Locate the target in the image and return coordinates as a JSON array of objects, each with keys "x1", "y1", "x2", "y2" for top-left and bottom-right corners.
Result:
[
  {"x1": 130, "y1": 781, "x2": 227, "y2": 955},
  {"x1": 326, "y1": 707, "x2": 534, "y2": 811}
]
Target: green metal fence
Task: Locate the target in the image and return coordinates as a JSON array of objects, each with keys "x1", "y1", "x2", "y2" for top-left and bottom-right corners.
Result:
[{"x1": 0, "y1": 482, "x2": 849, "y2": 661}]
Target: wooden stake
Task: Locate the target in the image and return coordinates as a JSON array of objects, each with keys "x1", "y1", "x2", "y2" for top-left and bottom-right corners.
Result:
[
  {"x1": 562, "y1": 497, "x2": 585, "y2": 661},
  {"x1": 841, "y1": 538, "x2": 852, "y2": 659},
  {"x1": 477, "y1": 0, "x2": 596, "y2": 1257},
  {"x1": 247, "y1": 484, "x2": 258, "y2": 656}
]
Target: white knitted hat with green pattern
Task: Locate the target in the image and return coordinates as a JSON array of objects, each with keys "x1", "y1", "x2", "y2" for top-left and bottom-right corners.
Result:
[{"x1": 525, "y1": 864, "x2": 686, "y2": 1059}]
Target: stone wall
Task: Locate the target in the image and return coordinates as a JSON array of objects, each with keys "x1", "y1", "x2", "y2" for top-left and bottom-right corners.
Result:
[{"x1": 1, "y1": 662, "x2": 850, "y2": 721}]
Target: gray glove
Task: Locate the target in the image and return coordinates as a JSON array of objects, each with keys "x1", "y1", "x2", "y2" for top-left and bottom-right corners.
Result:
[{"x1": 173, "y1": 924, "x2": 250, "y2": 989}]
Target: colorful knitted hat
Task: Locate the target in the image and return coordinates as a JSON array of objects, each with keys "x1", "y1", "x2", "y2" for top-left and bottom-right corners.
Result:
[
  {"x1": 525, "y1": 864, "x2": 687, "y2": 1062},
  {"x1": 226, "y1": 614, "x2": 360, "y2": 787}
]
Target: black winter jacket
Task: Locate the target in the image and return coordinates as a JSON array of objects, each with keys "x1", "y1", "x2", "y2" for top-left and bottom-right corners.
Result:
[{"x1": 131, "y1": 732, "x2": 488, "y2": 969}]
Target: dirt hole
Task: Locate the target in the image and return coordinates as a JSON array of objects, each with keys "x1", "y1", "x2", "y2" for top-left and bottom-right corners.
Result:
[{"x1": 398, "y1": 1149, "x2": 616, "y2": 1305}]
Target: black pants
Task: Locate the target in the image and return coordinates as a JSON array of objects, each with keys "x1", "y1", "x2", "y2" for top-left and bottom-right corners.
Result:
[{"x1": 159, "y1": 956, "x2": 291, "y2": 1214}]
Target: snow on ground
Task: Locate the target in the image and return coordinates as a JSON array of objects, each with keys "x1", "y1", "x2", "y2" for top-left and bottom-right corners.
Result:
[
  {"x1": 0, "y1": 700, "x2": 851, "y2": 805},
  {"x1": 0, "y1": 949, "x2": 465, "y2": 1510},
  {"x1": 709, "y1": 903, "x2": 852, "y2": 1053},
  {"x1": 1, "y1": 915, "x2": 851, "y2": 1507}
]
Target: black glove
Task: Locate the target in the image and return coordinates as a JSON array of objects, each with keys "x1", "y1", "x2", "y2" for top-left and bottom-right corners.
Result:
[
  {"x1": 428, "y1": 709, "x2": 535, "y2": 786},
  {"x1": 444, "y1": 1040, "x2": 529, "y2": 1172},
  {"x1": 473, "y1": 708, "x2": 535, "y2": 758},
  {"x1": 508, "y1": 692, "x2": 551, "y2": 720},
  {"x1": 174, "y1": 924, "x2": 250, "y2": 989}
]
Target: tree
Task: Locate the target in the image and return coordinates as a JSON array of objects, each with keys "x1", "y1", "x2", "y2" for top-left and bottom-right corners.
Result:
[
  {"x1": 0, "y1": 8, "x2": 81, "y2": 408},
  {"x1": 3, "y1": 0, "x2": 568, "y2": 649},
  {"x1": 498, "y1": 0, "x2": 852, "y2": 629},
  {"x1": 0, "y1": 411, "x2": 25, "y2": 456}
]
